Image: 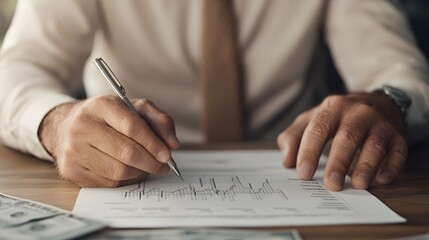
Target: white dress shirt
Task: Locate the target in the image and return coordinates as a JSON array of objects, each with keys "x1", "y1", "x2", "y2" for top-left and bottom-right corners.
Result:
[{"x1": 1, "y1": 0, "x2": 429, "y2": 161}]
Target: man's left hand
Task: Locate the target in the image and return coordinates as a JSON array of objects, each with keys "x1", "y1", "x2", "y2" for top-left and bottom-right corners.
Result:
[{"x1": 277, "y1": 92, "x2": 408, "y2": 191}]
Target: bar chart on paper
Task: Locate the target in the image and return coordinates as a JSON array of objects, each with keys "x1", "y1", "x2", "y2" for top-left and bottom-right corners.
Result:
[{"x1": 73, "y1": 150, "x2": 405, "y2": 228}]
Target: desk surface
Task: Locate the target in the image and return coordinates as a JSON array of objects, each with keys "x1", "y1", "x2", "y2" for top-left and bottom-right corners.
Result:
[{"x1": 0, "y1": 142, "x2": 428, "y2": 240}]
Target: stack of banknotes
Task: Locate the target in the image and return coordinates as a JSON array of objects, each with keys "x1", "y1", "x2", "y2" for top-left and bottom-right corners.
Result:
[
  {"x1": 0, "y1": 193, "x2": 105, "y2": 240},
  {"x1": 0, "y1": 192, "x2": 302, "y2": 240}
]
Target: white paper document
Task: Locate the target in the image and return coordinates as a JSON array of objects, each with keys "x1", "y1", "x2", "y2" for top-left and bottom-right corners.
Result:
[{"x1": 73, "y1": 150, "x2": 405, "y2": 228}]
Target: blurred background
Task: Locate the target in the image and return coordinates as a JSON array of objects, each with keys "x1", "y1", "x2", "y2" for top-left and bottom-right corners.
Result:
[
  {"x1": 400, "y1": 0, "x2": 429, "y2": 60},
  {"x1": 0, "y1": 0, "x2": 16, "y2": 45},
  {"x1": 0, "y1": 0, "x2": 428, "y2": 85}
]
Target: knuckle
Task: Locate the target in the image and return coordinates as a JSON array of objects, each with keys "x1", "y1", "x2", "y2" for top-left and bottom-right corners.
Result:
[
  {"x1": 119, "y1": 118, "x2": 139, "y2": 136},
  {"x1": 356, "y1": 161, "x2": 374, "y2": 174},
  {"x1": 339, "y1": 129, "x2": 361, "y2": 146},
  {"x1": 392, "y1": 145, "x2": 407, "y2": 161},
  {"x1": 95, "y1": 95, "x2": 116, "y2": 104},
  {"x1": 299, "y1": 145, "x2": 318, "y2": 158},
  {"x1": 353, "y1": 102, "x2": 373, "y2": 115},
  {"x1": 68, "y1": 115, "x2": 87, "y2": 136},
  {"x1": 136, "y1": 98, "x2": 154, "y2": 109},
  {"x1": 350, "y1": 104, "x2": 374, "y2": 125},
  {"x1": 158, "y1": 113, "x2": 174, "y2": 127},
  {"x1": 369, "y1": 122, "x2": 389, "y2": 135},
  {"x1": 119, "y1": 118, "x2": 130, "y2": 133},
  {"x1": 315, "y1": 110, "x2": 335, "y2": 123},
  {"x1": 141, "y1": 136, "x2": 163, "y2": 155},
  {"x1": 112, "y1": 165, "x2": 130, "y2": 181},
  {"x1": 308, "y1": 121, "x2": 331, "y2": 140},
  {"x1": 84, "y1": 95, "x2": 114, "y2": 111},
  {"x1": 369, "y1": 137, "x2": 388, "y2": 156},
  {"x1": 120, "y1": 143, "x2": 139, "y2": 164},
  {"x1": 329, "y1": 158, "x2": 349, "y2": 174},
  {"x1": 322, "y1": 95, "x2": 345, "y2": 108}
]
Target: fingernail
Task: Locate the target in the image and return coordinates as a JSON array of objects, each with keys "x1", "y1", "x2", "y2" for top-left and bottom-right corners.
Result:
[
  {"x1": 379, "y1": 170, "x2": 392, "y2": 184},
  {"x1": 356, "y1": 172, "x2": 369, "y2": 184},
  {"x1": 299, "y1": 162, "x2": 313, "y2": 179},
  {"x1": 157, "y1": 151, "x2": 170, "y2": 163},
  {"x1": 329, "y1": 172, "x2": 343, "y2": 187}
]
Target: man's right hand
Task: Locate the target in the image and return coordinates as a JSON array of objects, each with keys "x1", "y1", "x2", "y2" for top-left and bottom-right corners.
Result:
[{"x1": 38, "y1": 95, "x2": 180, "y2": 187}]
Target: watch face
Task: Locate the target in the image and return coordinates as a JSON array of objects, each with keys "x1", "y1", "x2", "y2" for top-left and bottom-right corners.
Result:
[{"x1": 384, "y1": 86, "x2": 412, "y2": 108}]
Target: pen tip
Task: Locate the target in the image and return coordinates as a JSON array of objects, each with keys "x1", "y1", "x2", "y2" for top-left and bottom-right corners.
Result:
[
  {"x1": 177, "y1": 170, "x2": 184, "y2": 181},
  {"x1": 172, "y1": 167, "x2": 184, "y2": 181}
]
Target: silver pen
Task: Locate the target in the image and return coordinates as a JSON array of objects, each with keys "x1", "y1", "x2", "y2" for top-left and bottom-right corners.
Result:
[{"x1": 93, "y1": 57, "x2": 183, "y2": 181}]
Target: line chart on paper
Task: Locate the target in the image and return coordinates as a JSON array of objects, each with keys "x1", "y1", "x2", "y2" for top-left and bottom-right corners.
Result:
[
  {"x1": 73, "y1": 150, "x2": 406, "y2": 228},
  {"x1": 77, "y1": 171, "x2": 361, "y2": 226},
  {"x1": 123, "y1": 176, "x2": 288, "y2": 202}
]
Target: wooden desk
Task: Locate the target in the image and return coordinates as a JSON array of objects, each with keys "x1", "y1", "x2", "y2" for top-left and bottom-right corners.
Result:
[{"x1": 0, "y1": 142, "x2": 428, "y2": 240}]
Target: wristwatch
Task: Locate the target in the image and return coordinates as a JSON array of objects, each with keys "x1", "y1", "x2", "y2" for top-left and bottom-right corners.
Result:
[{"x1": 374, "y1": 85, "x2": 412, "y2": 119}]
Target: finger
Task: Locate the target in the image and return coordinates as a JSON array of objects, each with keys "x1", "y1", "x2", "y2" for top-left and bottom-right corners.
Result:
[
  {"x1": 376, "y1": 135, "x2": 407, "y2": 185},
  {"x1": 78, "y1": 167, "x2": 146, "y2": 188},
  {"x1": 277, "y1": 113, "x2": 311, "y2": 168},
  {"x1": 352, "y1": 125, "x2": 392, "y2": 189},
  {"x1": 297, "y1": 109, "x2": 339, "y2": 180},
  {"x1": 87, "y1": 96, "x2": 172, "y2": 163},
  {"x1": 58, "y1": 161, "x2": 126, "y2": 188},
  {"x1": 84, "y1": 121, "x2": 170, "y2": 176},
  {"x1": 133, "y1": 99, "x2": 180, "y2": 149},
  {"x1": 76, "y1": 143, "x2": 152, "y2": 181},
  {"x1": 324, "y1": 107, "x2": 370, "y2": 191}
]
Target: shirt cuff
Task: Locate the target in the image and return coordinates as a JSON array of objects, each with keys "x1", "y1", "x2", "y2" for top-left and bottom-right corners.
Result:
[{"x1": 20, "y1": 92, "x2": 75, "y2": 161}]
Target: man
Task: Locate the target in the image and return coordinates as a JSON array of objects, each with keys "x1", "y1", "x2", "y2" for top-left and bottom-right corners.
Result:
[{"x1": 0, "y1": 0, "x2": 428, "y2": 191}]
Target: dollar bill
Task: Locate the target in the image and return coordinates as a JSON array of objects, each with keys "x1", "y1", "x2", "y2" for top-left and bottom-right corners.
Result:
[
  {"x1": 83, "y1": 229, "x2": 302, "y2": 240},
  {"x1": 0, "y1": 200, "x2": 61, "y2": 228},
  {"x1": 0, "y1": 193, "x2": 106, "y2": 240},
  {"x1": 0, "y1": 214, "x2": 106, "y2": 240},
  {"x1": 390, "y1": 233, "x2": 429, "y2": 240},
  {"x1": 0, "y1": 194, "x2": 16, "y2": 207}
]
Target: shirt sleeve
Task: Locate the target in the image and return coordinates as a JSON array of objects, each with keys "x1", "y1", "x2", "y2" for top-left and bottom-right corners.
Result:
[
  {"x1": 325, "y1": 0, "x2": 429, "y2": 143},
  {"x1": 0, "y1": 0, "x2": 98, "y2": 160}
]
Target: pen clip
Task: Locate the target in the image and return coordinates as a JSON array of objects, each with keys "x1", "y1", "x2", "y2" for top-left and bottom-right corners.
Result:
[{"x1": 93, "y1": 58, "x2": 126, "y2": 97}]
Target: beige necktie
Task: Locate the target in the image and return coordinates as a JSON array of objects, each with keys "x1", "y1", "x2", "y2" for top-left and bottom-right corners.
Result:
[{"x1": 201, "y1": 0, "x2": 243, "y2": 142}]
